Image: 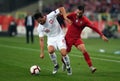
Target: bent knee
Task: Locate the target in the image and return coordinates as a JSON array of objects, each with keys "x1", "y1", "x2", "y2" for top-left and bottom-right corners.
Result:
[
  {"x1": 48, "y1": 46, "x2": 55, "y2": 54},
  {"x1": 48, "y1": 51, "x2": 55, "y2": 54},
  {"x1": 77, "y1": 45, "x2": 87, "y2": 53},
  {"x1": 60, "y1": 49, "x2": 67, "y2": 56}
]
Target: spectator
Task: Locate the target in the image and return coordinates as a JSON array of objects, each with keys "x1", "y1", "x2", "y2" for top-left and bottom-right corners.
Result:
[
  {"x1": 24, "y1": 12, "x2": 35, "y2": 44},
  {"x1": 102, "y1": 21, "x2": 118, "y2": 38},
  {"x1": 8, "y1": 19, "x2": 17, "y2": 36}
]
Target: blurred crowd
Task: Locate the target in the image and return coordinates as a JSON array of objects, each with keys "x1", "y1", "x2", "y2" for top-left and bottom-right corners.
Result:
[
  {"x1": 42, "y1": 0, "x2": 120, "y2": 38},
  {"x1": 42, "y1": 0, "x2": 120, "y2": 20},
  {"x1": 0, "y1": 0, "x2": 120, "y2": 38},
  {"x1": 43, "y1": 0, "x2": 120, "y2": 13}
]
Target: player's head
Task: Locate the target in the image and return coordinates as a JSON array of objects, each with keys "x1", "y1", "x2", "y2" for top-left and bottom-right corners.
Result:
[
  {"x1": 76, "y1": 5, "x2": 85, "y2": 18},
  {"x1": 33, "y1": 12, "x2": 46, "y2": 24}
]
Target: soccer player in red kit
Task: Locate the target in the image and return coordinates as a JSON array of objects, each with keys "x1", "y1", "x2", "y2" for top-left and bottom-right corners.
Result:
[{"x1": 64, "y1": 5, "x2": 108, "y2": 73}]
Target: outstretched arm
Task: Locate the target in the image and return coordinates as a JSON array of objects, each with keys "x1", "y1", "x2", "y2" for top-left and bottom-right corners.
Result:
[
  {"x1": 89, "y1": 25, "x2": 108, "y2": 42},
  {"x1": 86, "y1": 18, "x2": 108, "y2": 42},
  {"x1": 101, "y1": 35, "x2": 109, "y2": 42}
]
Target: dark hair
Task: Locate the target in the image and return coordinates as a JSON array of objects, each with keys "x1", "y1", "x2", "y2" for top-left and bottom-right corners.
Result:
[
  {"x1": 33, "y1": 12, "x2": 43, "y2": 20},
  {"x1": 78, "y1": 5, "x2": 85, "y2": 12}
]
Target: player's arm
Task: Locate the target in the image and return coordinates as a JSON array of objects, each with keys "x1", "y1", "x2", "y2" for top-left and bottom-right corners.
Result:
[
  {"x1": 86, "y1": 18, "x2": 108, "y2": 42},
  {"x1": 39, "y1": 37, "x2": 44, "y2": 59},
  {"x1": 58, "y1": 7, "x2": 67, "y2": 19},
  {"x1": 37, "y1": 25, "x2": 45, "y2": 59},
  {"x1": 58, "y1": 7, "x2": 72, "y2": 24}
]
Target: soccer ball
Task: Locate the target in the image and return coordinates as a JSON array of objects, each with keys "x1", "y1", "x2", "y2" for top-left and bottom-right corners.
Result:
[{"x1": 30, "y1": 65, "x2": 41, "y2": 75}]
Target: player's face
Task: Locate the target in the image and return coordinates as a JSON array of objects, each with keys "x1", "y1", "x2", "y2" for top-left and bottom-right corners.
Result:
[
  {"x1": 37, "y1": 16, "x2": 46, "y2": 25},
  {"x1": 76, "y1": 9, "x2": 84, "y2": 18}
]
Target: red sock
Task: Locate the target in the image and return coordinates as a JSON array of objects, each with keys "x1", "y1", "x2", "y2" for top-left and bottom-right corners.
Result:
[{"x1": 83, "y1": 52, "x2": 92, "y2": 67}]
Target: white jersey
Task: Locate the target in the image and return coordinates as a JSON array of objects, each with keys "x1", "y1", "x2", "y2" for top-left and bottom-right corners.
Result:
[{"x1": 37, "y1": 9, "x2": 64, "y2": 38}]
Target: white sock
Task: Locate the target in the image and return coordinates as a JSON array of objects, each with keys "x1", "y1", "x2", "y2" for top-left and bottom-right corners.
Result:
[
  {"x1": 49, "y1": 53, "x2": 57, "y2": 66},
  {"x1": 90, "y1": 66, "x2": 95, "y2": 70},
  {"x1": 62, "y1": 54, "x2": 70, "y2": 68}
]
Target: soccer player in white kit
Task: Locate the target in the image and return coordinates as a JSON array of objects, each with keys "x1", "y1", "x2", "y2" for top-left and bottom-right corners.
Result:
[{"x1": 33, "y1": 7, "x2": 72, "y2": 75}]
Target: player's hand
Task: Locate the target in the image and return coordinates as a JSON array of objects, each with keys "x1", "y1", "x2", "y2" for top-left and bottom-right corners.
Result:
[
  {"x1": 64, "y1": 17, "x2": 72, "y2": 24},
  {"x1": 40, "y1": 53, "x2": 44, "y2": 59},
  {"x1": 101, "y1": 35, "x2": 108, "y2": 42}
]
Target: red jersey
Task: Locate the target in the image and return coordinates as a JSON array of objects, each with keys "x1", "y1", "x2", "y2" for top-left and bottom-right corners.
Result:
[{"x1": 66, "y1": 12, "x2": 103, "y2": 38}]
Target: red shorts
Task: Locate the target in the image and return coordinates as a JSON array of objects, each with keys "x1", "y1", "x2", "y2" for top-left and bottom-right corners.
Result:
[{"x1": 65, "y1": 37, "x2": 84, "y2": 52}]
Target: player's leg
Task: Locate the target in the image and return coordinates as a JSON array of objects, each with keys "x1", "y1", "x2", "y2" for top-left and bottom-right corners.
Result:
[
  {"x1": 75, "y1": 39, "x2": 96, "y2": 73},
  {"x1": 77, "y1": 44, "x2": 96, "y2": 73},
  {"x1": 61, "y1": 57, "x2": 66, "y2": 71},
  {"x1": 48, "y1": 46, "x2": 58, "y2": 66},
  {"x1": 57, "y1": 36, "x2": 72, "y2": 75},
  {"x1": 48, "y1": 45, "x2": 59, "y2": 74},
  {"x1": 60, "y1": 49, "x2": 72, "y2": 75}
]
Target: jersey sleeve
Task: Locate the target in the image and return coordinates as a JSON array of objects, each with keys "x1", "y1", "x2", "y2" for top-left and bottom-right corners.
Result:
[
  {"x1": 37, "y1": 24, "x2": 44, "y2": 37},
  {"x1": 85, "y1": 17, "x2": 103, "y2": 36},
  {"x1": 47, "y1": 9, "x2": 60, "y2": 18}
]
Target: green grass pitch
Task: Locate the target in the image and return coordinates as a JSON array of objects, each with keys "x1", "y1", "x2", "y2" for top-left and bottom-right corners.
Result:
[{"x1": 0, "y1": 36, "x2": 120, "y2": 81}]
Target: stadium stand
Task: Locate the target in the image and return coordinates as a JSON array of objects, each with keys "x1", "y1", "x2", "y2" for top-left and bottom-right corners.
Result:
[{"x1": 0, "y1": 0, "x2": 120, "y2": 38}]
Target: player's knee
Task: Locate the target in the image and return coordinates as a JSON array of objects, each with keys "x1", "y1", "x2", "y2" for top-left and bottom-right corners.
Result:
[
  {"x1": 48, "y1": 46, "x2": 55, "y2": 54},
  {"x1": 61, "y1": 52, "x2": 67, "y2": 56},
  {"x1": 48, "y1": 50, "x2": 55, "y2": 54},
  {"x1": 60, "y1": 49, "x2": 67, "y2": 56},
  {"x1": 81, "y1": 49, "x2": 87, "y2": 53},
  {"x1": 48, "y1": 49, "x2": 55, "y2": 54},
  {"x1": 78, "y1": 47, "x2": 86, "y2": 53}
]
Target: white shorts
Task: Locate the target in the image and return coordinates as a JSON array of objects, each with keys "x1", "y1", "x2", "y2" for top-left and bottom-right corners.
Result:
[{"x1": 47, "y1": 35, "x2": 67, "y2": 50}]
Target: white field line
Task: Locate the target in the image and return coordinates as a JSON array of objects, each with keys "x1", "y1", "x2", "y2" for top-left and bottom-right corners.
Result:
[
  {"x1": 0, "y1": 44, "x2": 39, "y2": 52},
  {"x1": 70, "y1": 54, "x2": 120, "y2": 63},
  {"x1": 72, "y1": 52, "x2": 120, "y2": 59},
  {"x1": 0, "y1": 44, "x2": 120, "y2": 63}
]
